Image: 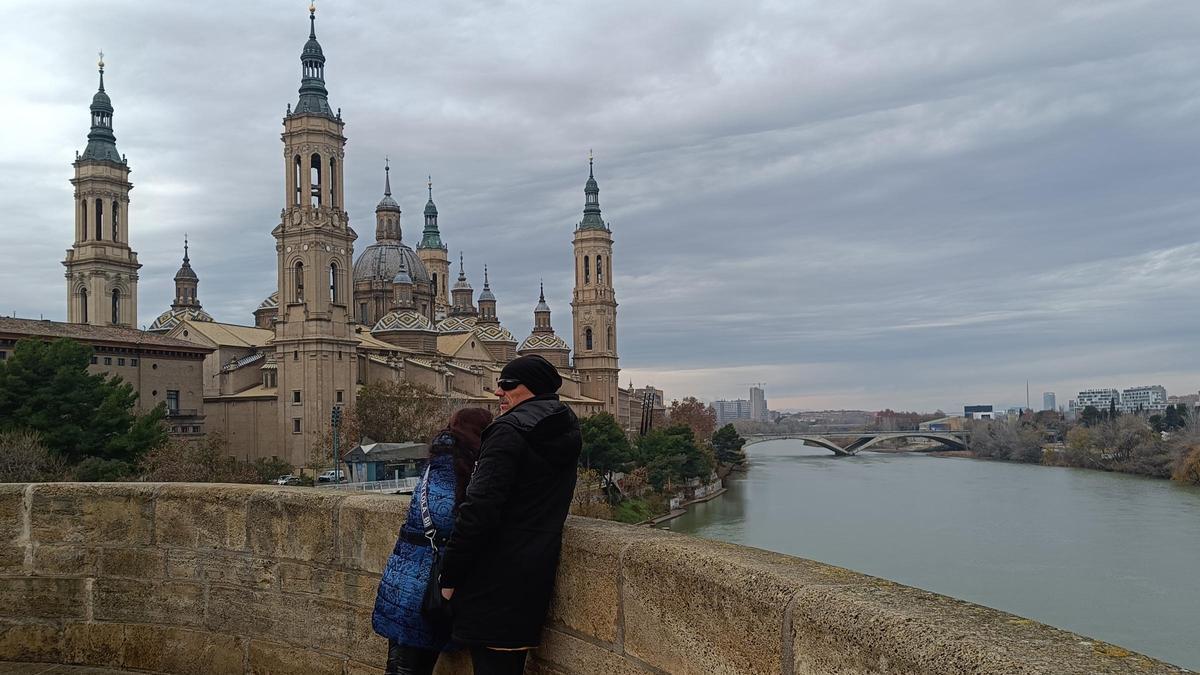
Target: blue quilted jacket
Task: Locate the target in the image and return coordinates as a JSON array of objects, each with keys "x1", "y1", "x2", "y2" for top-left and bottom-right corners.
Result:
[{"x1": 372, "y1": 443, "x2": 460, "y2": 649}]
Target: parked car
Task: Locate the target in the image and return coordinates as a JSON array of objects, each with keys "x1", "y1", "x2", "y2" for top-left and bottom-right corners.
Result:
[
  {"x1": 317, "y1": 469, "x2": 346, "y2": 483},
  {"x1": 274, "y1": 475, "x2": 301, "y2": 485}
]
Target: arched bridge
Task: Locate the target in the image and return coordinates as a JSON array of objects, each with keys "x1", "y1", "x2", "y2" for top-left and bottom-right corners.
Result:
[{"x1": 745, "y1": 431, "x2": 970, "y2": 456}]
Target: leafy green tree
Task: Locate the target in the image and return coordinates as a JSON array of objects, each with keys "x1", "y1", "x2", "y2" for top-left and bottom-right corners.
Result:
[
  {"x1": 711, "y1": 423, "x2": 747, "y2": 466},
  {"x1": 636, "y1": 425, "x2": 714, "y2": 491},
  {"x1": 580, "y1": 412, "x2": 632, "y2": 489},
  {"x1": 1080, "y1": 406, "x2": 1103, "y2": 428},
  {"x1": 0, "y1": 338, "x2": 166, "y2": 463}
]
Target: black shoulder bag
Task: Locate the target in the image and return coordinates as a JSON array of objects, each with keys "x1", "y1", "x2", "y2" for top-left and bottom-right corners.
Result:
[{"x1": 419, "y1": 464, "x2": 454, "y2": 632}]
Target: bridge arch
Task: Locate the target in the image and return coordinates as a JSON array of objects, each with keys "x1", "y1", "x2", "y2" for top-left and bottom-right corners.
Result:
[{"x1": 745, "y1": 432, "x2": 969, "y2": 456}]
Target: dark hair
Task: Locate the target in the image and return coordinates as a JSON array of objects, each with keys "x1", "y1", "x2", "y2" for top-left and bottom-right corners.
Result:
[{"x1": 430, "y1": 407, "x2": 493, "y2": 506}]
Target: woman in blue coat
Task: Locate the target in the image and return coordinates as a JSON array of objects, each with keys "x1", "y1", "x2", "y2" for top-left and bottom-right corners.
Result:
[{"x1": 373, "y1": 407, "x2": 493, "y2": 675}]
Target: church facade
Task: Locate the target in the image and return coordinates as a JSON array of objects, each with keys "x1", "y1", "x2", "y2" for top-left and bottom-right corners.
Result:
[{"x1": 57, "y1": 7, "x2": 630, "y2": 467}]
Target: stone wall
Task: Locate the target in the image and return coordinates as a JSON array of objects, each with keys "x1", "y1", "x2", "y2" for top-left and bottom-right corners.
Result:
[{"x1": 0, "y1": 483, "x2": 1186, "y2": 675}]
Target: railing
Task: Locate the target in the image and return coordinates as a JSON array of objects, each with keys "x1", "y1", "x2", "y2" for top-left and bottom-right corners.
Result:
[
  {"x1": 167, "y1": 408, "x2": 199, "y2": 417},
  {"x1": 314, "y1": 476, "x2": 418, "y2": 494}
]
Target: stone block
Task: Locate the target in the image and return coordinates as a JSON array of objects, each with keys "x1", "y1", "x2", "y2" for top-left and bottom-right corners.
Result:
[
  {"x1": 336, "y1": 493, "x2": 410, "y2": 574},
  {"x1": 166, "y1": 548, "x2": 276, "y2": 589},
  {"x1": 155, "y1": 483, "x2": 253, "y2": 551},
  {"x1": 532, "y1": 628, "x2": 657, "y2": 675},
  {"x1": 122, "y1": 623, "x2": 245, "y2": 674},
  {"x1": 0, "y1": 545, "x2": 26, "y2": 575},
  {"x1": 246, "y1": 490, "x2": 341, "y2": 563},
  {"x1": 550, "y1": 517, "x2": 661, "y2": 645},
  {"x1": 63, "y1": 621, "x2": 126, "y2": 668},
  {"x1": 0, "y1": 484, "x2": 25, "y2": 544},
  {"x1": 29, "y1": 483, "x2": 155, "y2": 547},
  {"x1": 284, "y1": 564, "x2": 380, "y2": 609},
  {"x1": 247, "y1": 638, "x2": 343, "y2": 675},
  {"x1": 98, "y1": 547, "x2": 165, "y2": 580},
  {"x1": 206, "y1": 584, "x2": 323, "y2": 646},
  {"x1": 0, "y1": 621, "x2": 64, "y2": 662},
  {"x1": 345, "y1": 660, "x2": 388, "y2": 675},
  {"x1": 0, "y1": 577, "x2": 88, "y2": 620},
  {"x1": 31, "y1": 544, "x2": 97, "y2": 576},
  {"x1": 93, "y1": 578, "x2": 204, "y2": 628},
  {"x1": 620, "y1": 534, "x2": 798, "y2": 675},
  {"x1": 346, "y1": 606, "x2": 388, "y2": 666}
]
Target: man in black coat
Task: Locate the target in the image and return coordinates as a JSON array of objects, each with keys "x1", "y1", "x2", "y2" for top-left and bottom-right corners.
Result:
[{"x1": 438, "y1": 354, "x2": 582, "y2": 675}]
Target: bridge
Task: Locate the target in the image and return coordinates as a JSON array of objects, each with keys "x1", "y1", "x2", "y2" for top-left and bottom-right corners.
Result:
[{"x1": 745, "y1": 431, "x2": 970, "y2": 456}]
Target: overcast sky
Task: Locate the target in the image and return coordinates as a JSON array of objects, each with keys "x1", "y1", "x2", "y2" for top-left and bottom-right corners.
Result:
[{"x1": 3, "y1": 0, "x2": 1199, "y2": 412}]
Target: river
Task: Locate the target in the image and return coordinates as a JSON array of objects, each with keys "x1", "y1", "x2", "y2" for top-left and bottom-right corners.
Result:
[{"x1": 668, "y1": 440, "x2": 1200, "y2": 670}]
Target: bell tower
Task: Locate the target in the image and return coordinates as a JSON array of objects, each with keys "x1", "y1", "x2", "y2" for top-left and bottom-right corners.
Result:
[
  {"x1": 273, "y1": 3, "x2": 358, "y2": 465},
  {"x1": 416, "y1": 176, "x2": 450, "y2": 316},
  {"x1": 63, "y1": 53, "x2": 140, "y2": 327},
  {"x1": 571, "y1": 152, "x2": 619, "y2": 413}
]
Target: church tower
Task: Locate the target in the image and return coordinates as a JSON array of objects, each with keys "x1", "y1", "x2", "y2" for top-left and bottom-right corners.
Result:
[
  {"x1": 172, "y1": 237, "x2": 201, "y2": 312},
  {"x1": 449, "y1": 253, "x2": 477, "y2": 318},
  {"x1": 416, "y1": 177, "x2": 450, "y2": 315},
  {"x1": 63, "y1": 54, "x2": 140, "y2": 327},
  {"x1": 571, "y1": 153, "x2": 619, "y2": 413},
  {"x1": 273, "y1": 4, "x2": 358, "y2": 464}
]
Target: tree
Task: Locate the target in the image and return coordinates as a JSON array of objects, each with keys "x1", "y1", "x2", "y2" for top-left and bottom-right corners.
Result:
[
  {"x1": 1080, "y1": 406, "x2": 1103, "y2": 428},
  {"x1": 352, "y1": 380, "x2": 446, "y2": 444},
  {"x1": 138, "y1": 434, "x2": 261, "y2": 483},
  {"x1": 711, "y1": 424, "x2": 747, "y2": 466},
  {"x1": 636, "y1": 425, "x2": 714, "y2": 491},
  {"x1": 0, "y1": 338, "x2": 167, "y2": 463},
  {"x1": 580, "y1": 412, "x2": 632, "y2": 492},
  {"x1": 667, "y1": 396, "x2": 717, "y2": 442},
  {"x1": 0, "y1": 429, "x2": 67, "y2": 482}
]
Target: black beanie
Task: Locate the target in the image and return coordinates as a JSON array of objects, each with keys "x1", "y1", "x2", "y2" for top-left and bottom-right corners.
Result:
[{"x1": 500, "y1": 355, "x2": 562, "y2": 395}]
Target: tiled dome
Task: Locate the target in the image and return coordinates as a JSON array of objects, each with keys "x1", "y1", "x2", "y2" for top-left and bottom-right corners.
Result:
[
  {"x1": 353, "y1": 243, "x2": 431, "y2": 286},
  {"x1": 475, "y1": 324, "x2": 516, "y2": 343},
  {"x1": 519, "y1": 333, "x2": 570, "y2": 351},
  {"x1": 148, "y1": 307, "x2": 215, "y2": 333},
  {"x1": 436, "y1": 316, "x2": 476, "y2": 334},
  {"x1": 373, "y1": 310, "x2": 436, "y2": 333}
]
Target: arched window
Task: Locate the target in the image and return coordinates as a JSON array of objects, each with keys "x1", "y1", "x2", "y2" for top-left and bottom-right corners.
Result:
[
  {"x1": 607, "y1": 256, "x2": 611, "y2": 281},
  {"x1": 585, "y1": 328, "x2": 593, "y2": 351},
  {"x1": 596, "y1": 255, "x2": 604, "y2": 284},
  {"x1": 293, "y1": 155, "x2": 302, "y2": 206},
  {"x1": 294, "y1": 261, "x2": 305, "y2": 302},
  {"x1": 79, "y1": 288, "x2": 88, "y2": 323},
  {"x1": 81, "y1": 201, "x2": 88, "y2": 240},
  {"x1": 584, "y1": 256, "x2": 590, "y2": 284},
  {"x1": 310, "y1": 153, "x2": 323, "y2": 207},
  {"x1": 607, "y1": 325, "x2": 614, "y2": 351},
  {"x1": 432, "y1": 272, "x2": 438, "y2": 297},
  {"x1": 329, "y1": 158, "x2": 338, "y2": 209},
  {"x1": 95, "y1": 198, "x2": 104, "y2": 240},
  {"x1": 329, "y1": 262, "x2": 339, "y2": 303},
  {"x1": 111, "y1": 289, "x2": 120, "y2": 325},
  {"x1": 112, "y1": 201, "x2": 120, "y2": 242}
]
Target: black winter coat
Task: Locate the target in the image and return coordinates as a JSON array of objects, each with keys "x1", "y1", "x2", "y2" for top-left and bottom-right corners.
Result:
[{"x1": 438, "y1": 394, "x2": 582, "y2": 648}]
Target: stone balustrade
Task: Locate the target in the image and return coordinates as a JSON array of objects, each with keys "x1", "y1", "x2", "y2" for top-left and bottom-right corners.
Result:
[{"x1": 0, "y1": 483, "x2": 1186, "y2": 674}]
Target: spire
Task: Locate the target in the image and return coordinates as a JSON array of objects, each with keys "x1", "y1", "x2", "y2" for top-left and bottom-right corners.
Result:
[
  {"x1": 419, "y1": 174, "x2": 445, "y2": 250},
  {"x1": 172, "y1": 236, "x2": 200, "y2": 311},
  {"x1": 479, "y1": 264, "x2": 496, "y2": 302},
  {"x1": 81, "y1": 52, "x2": 122, "y2": 163},
  {"x1": 535, "y1": 279, "x2": 550, "y2": 313},
  {"x1": 175, "y1": 236, "x2": 197, "y2": 281},
  {"x1": 183, "y1": 234, "x2": 190, "y2": 264},
  {"x1": 579, "y1": 150, "x2": 606, "y2": 230},
  {"x1": 293, "y1": 2, "x2": 334, "y2": 118},
  {"x1": 376, "y1": 158, "x2": 400, "y2": 213}
]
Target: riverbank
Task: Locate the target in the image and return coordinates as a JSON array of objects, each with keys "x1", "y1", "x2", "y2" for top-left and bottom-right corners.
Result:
[{"x1": 645, "y1": 485, "x2": 728, "y2": 526}]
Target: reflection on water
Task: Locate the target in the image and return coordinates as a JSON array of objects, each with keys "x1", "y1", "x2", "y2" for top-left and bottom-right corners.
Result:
[{"x1": 669, "y1": 440, "x2": 1200, "y2": 670}]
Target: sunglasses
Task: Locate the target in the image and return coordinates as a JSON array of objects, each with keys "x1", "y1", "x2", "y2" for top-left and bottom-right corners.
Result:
[{"x1": 497, "y1": 378, "x2": 522, "y2": 391}]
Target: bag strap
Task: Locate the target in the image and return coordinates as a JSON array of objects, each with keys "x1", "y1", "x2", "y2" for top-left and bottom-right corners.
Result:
[{"x1": 419, "y1": 463, "x2": 439, "y2": 553}]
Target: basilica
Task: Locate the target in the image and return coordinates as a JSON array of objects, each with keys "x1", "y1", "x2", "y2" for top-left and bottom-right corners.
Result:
[{"x1": 56, "y1": 6, "x2": 626, "y2": 467}]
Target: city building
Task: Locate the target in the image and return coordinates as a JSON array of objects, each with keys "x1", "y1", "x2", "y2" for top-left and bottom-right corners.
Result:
[
  {"x1": 963, "y1": 404, "x2": 993, "y2": 419},
  {"x1": 714, "y1": 399, "x2": 752, "y2": 425},
  {"x1": 1071, "y1": 388, "x2": 1120, "y2": 412},
  {"x1": 749, "y1": 386, "x2": 768, "y2": 422},
  {"x1": 1120, "y1": 385, "x2": 1167, "y2": 414},
  {"x1": 1042, "y1": 392, "x2": 1056, "y2": 412},
  {"x1": 0, "y1": 317, "x2": 211, "y2": 437},
  {"x1": 47, "y1": 6, "x2": 629, "y2": 466}
]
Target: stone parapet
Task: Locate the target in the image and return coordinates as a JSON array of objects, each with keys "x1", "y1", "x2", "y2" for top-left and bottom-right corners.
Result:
[{"x1": 0, "y1": 483, "x2": 1186, "y2": 674}]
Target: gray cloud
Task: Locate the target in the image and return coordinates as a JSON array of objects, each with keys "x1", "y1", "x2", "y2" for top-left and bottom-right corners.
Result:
[{"x1": 3, "y1": 0, "x2": 1199, "y2": 411}]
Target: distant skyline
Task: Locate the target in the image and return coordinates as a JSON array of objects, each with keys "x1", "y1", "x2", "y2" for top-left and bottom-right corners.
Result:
[{"x1": 3, "y1": 1, "x2": 1199, "y2": 411}]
